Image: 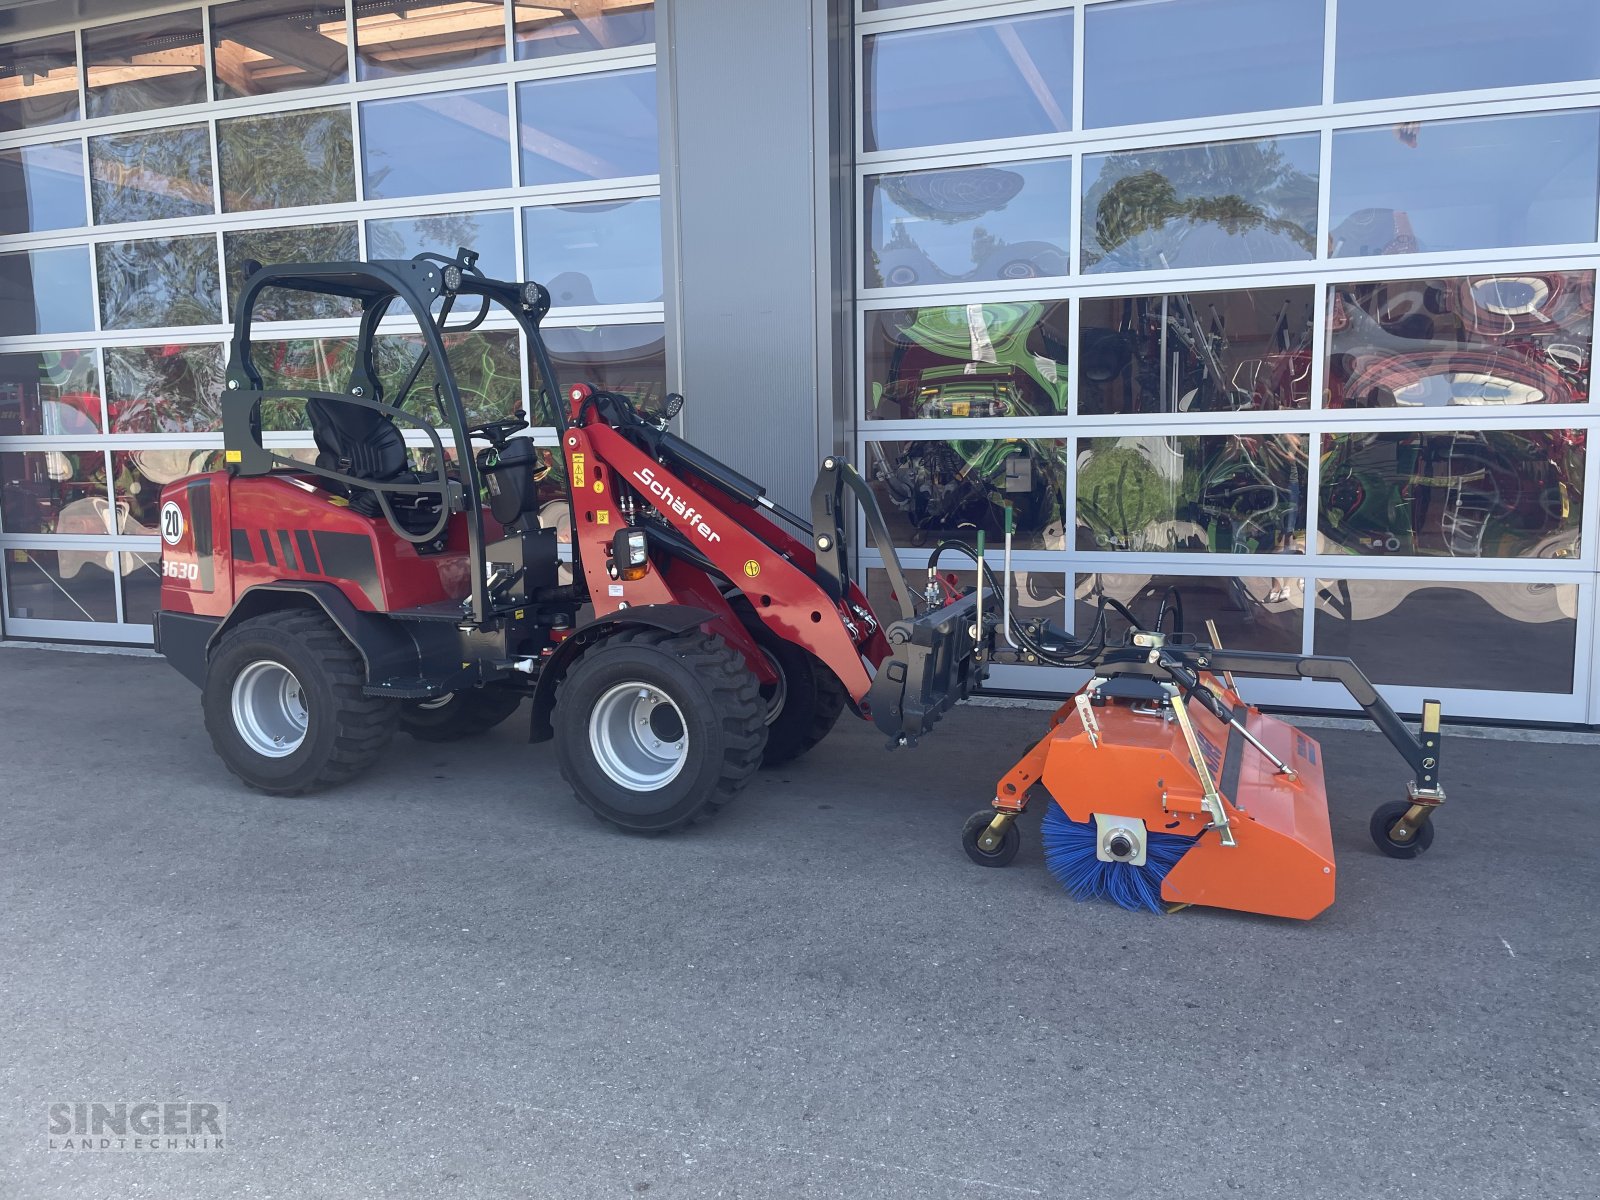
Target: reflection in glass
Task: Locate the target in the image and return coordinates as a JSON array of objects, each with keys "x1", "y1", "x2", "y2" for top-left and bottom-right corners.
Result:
[
  {"x1": 0, "y1": 246, "x2": 96, "y2": 335},
  {"x1": 224, "y1": 223, "x2": 361, "y2": 321},
  {"x1": 104, "y1": 344, "x2": 226, "y2": 434},
  {"x1": 361, "y1": 87, "x2": 512, "y2": 200},
  {"x1": 866, "y1": 160, "x2": 1071, "y2": 289},
  {"x1": 250, "y1": 337, "x2": 357, "y2": 430},
  {"x1": 113, "y1": 448, "x2": 226, "y2": 530},
  {"x1": 869, "y1": 563, "x2": 1066, "y2": 654},
  {"x1": 84, "y1": 11, "x2": 208, "y2": 118},
  {"x1": 1336, "y1": 0, "x2": 1600, "y2": 103},
  {"x1": 121, "y1": 550, "x2": 162, "y2": 626},
  {"x1": 0, "y1": 350, "x2": 102, "y2": 437},
  {"x1": 1328, "y1": 272, "x2": 1594, "y2": 408},
  {"x1": 97, "y1": 236, "x2": 222, "y2": 330},
  {"x1": 517, "y1": 68, "x2": 658, "y2": 185},
  {"x1": 0, "y1": 33, "x2": 81, "y2": 130},
  {"x1": 524, "y1": 198, "x2": 662, "y2": 306},
  {"x1": 356, "y1": 0, "x2": 507, "y2": 80},
  {"x1": 1080, "y1": 286, "x2": 1315, "y2": 415},
  {"x1": 542, "y1": 323, "x2": 665, "y2": 413},
  {"x1": 867, "y1": 437, "x2": 1066, "y2": 550},
  {"x1": 89, "y1": 125, "x2": 214, "y2": 225},
  {"x1": 1315, "y1": 578, "x2": 1578, "y2": 693},
  {"x1": 373, "y1": 329, "x2": 522, "y2": 427},
  {"x1": 1081, "y1": 134, "x2": 1320, "y2": 274},
  {"x1": 514, "y1": 1, "x2": 655, "y2": 60},
  {"x1": 1085, "y1": 0, "x2": 1322, "y2": 129},
  {"x1": 1075, "y1": 573, "x2": 1303, "y2": 654},
  {"x1": 1319, "y1": 429, "x2": 1585, "y2": 559},
  {"x1": 211, "y1": 0, "x2": 350, "y2": 98},
  {"x1": 367, "y1": 209, "x2": 516, "y2": 280},
  {"x1": 219, "y1": 107, "x2": 355, "y2": 211},
  {"x1": 0, "y1": 449, "x2": 109, "y2": 535},
  {"x1": 3, "y1": 550, "x2": 118, "y2": 624},
  {"x1": 1076, "y1": 435, "x2": 1308, "y2": 554},
  {"x1": 864, "y1": 302, "x2": 1069, "y2": 421},
  {"x1": 0, "y1": 140, "x2": 88, "y2": 233},
  {"x1": 864, "y1": 11, "x2": 1073, "y2": 153},
  {"x1": 1330, "y1": 111, "x2": 1600, "y2": 258}
]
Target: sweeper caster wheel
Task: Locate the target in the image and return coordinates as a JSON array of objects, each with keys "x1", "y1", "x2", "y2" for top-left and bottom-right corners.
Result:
[
  {"x1": 962, "y1": 810, "x2": 1020, "y2": 867},
  {"x1": 1369, "y1": 801, "x2": 1436, "y2": 859}
]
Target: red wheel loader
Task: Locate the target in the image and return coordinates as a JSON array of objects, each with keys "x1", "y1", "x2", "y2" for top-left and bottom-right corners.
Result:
[{"x1": 155, "y1": 250, "x2": 1446, "y2": 918}]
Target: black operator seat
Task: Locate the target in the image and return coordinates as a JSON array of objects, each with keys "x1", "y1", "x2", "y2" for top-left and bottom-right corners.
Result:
[{"x1": 304, "y1": 395, "x2": 442, "y2": 536}]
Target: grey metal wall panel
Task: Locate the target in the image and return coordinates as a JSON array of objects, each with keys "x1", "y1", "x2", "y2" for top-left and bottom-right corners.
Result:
[{"x1": 659, "y1": 0, "x2": 850, "y2": 514}]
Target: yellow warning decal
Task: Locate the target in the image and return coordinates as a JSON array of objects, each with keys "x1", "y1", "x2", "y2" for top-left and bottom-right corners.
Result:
[
  {"x1": 593, "y1": 480, "x2": 604, "y2": 494},
  {"x1": 571, "y1": 452, "x2": 586, "y2": 489},
  {"x1": 596, "y1": 509, "x2": 610, "y2": 525},
  {"x1": 224, "y1": 449, "x2": 242, "y2": 463},
  {"x1": 329, "y1": 496, "x2": 350, "y2": 506},
  {"x1": 743, "y1": 559, "x2": 761, "y2": 578}
]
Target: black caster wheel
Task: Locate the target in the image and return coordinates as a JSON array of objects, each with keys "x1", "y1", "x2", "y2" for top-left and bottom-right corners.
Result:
[
  {"x1": 1370, "y1": 800, "x2": 1435, "y2": 859},
  {"x1": 962, "y1": 809, "x2": 1020, "y2": 868}
]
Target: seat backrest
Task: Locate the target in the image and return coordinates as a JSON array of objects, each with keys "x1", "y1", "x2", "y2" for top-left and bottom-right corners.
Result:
[{"x1": 305, "y1": 396, "x2": 408, "y2": 483}]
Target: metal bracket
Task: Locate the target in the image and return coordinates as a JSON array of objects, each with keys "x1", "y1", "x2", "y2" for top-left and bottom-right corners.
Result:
[{"x1": 1163, "y1": 682, "x2": 1236, "y2": 847}]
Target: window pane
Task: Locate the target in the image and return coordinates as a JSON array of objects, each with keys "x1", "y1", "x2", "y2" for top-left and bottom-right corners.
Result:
[
  {"x1": 524, "y1": 198, "x2": 661, "y2": 306},
  {"x1": 1076, "y1": 434, "x2": 1309, "y2": 553},
  {"x1": 89, "y1": 124, "x2": 213, "y2": 225},
  {"x1": 361, "y1": 87, "x2": 511, "y2": 200},
  {"x1": 542, "y1": 322, "x2": 665, "y2": 413},
  {"x1": 0, "y1": 449, "x2": 109, "y2": 535},
  {"x1": 1082, "y1": 134, "x2": 1320, "y2": 274},
  {"x1": 0, "y1": 246, "x2": 95, "y2": 335},
  {"x1": 1075, "y1": 573, "x2": 1303, "y2": 654},
  {"x1": 104, "y1": 343, "x2": 225, "y2": 434},
  {"x1": 1336, "y1": 0, "x2": 1600, "y2": 103},
  {"x1": 0, "y1": 33, "x2": 81, "y2": 130},
  {"x1": 84, "y1": 11, "x2": 208, "y2": 119},
  {"x1": 863, "y1": 11, "x2": 1073, "y2": 153},
  {"x1": 97, "y1": 236, "x2": 221, "y2": 329},
  {"x1": 1315, "y1": 578, "x2": 1578, "y2": 692},
  {"x1": 1319, "y1": 429, "x2": 1584, "y2": 558},
  {"x1": 1328, "y1": 272, "x2": 1594, "y2": 408},
  {"x1": 367, "y1": 208, "x2": 516, "y2": 279},
  {"x1": 113, "y1": 448, "x2": 226, "y2": 531},
  {"x1": 121, "y1": 549, "x2": 163, "y2": 626},
  {"x1": 867, "y1": 437, "x2": 1067, "y2": 550},
  {"x1": 211, "y1": 0, "x2": 350, "y2": 99},
  {"x1": 514, "y1": 1, "x2": 654, "y2": 61},
  {"x1": 868, "y1": 563, "x2": 1066, "y2": 655},
  {"x1": 373, "y1": 329, "x2": 522, "y2": 427},
  {"x1": 224, "y1": 222, "x2": 361, "y2": 321},
  {"x1": 517, "y1": 68, "x2": 658, "y2": 185},
  {"x1": 1080, "y1": 286, "x2": 1315, "y2": 415},
  {"x1": 1085, "y1": 0, "x2": 1323, "y2": 129},
  {"x1": 219, "y1": 106, "x2": 355, "y2": 211},
  {"x1": 3, "y1": 549, "x2": 118, "y2": 623},
  {"x1": 864, "y1": 302, "x2": 1069, "y2": 421},
  {"x1": 866, "y1": 160, "x2": 1071, "y2": 290},
  {"x1": 0, "y1": 140, "x2": 86, "y2": 235},
  {"x1": 249, "y1": 337, "x2": 356, "y2": 430},
  {"x1": 1330, "y1": 111, "x2": 1600, "y2": 258},
  {"x1": 0, "y1": 350, "x2": 102, "y2": 436},
  {"x1": 355, "y1": 0, "x2": 506, "y2": 80}
]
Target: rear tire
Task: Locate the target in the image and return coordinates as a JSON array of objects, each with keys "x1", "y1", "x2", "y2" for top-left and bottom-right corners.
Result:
[
  {"x1": 554, "y1": 628, "x2": 765, "y2": 832},
  {"x1": 743, "y1": 617, "x2": 848, "y2": 767},
  {"x1": 202, "y1": 610, "x2": 398, "y2": 795},
  {"x1": 400, "y1": 687, "x2": 523, "y2": 742}
]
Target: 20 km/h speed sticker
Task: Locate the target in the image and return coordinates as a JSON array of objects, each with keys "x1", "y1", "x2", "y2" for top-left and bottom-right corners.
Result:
[{"x1": 160, "y1": 501, "x2": 185, "y2": 546}]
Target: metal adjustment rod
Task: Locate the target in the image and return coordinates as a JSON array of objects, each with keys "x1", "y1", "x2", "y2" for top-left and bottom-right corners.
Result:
[{"x1": 1162, "y1": 681, "x2": 1236, "y2": 847}]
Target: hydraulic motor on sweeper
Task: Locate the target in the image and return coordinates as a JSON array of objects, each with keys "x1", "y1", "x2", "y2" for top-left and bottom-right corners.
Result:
[{"x1": 155, "y1": 250, "x2": 1447, "y2": 920}]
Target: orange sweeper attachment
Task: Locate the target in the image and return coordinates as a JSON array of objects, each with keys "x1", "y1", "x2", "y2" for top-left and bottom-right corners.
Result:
[{"x1": 941, "y1": 514, "x2": 1445, "y2": 921}]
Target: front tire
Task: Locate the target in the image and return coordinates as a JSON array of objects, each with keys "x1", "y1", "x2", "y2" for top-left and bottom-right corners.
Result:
[
  {"x1": 202, "y1": 610, "x2": 398, "y2": 795},
  {"x1": 554, "y1": 628, "x2": 765, "y2": 832},
  {"x1": 400, "y1": 687, "x2": 523, "y2": 742},
  {"x1": 743, "y1": 617, "x2": 848, "y2": 767}
]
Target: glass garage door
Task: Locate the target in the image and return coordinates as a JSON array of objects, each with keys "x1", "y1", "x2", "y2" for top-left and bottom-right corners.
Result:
[
  {"x1": 0, "y1": 1, "x2": 660, "y2": 644},
  {"x1": 854, "y1": 0, "x2": 1600, "y2": 723}
]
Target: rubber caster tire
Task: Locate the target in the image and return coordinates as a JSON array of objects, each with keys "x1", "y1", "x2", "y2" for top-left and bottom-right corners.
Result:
[
  {"x1": 202, "y1": 610, "x2": 398, "y2": 795},
  {"x1": 1370, "y1": 801, "x2": 1435, "y2": 859},
  {"x1": 962, "y1": 809, "x2": 1020, "y2": 868},
  {"x1": 554, "y1": 628, "x2": 766, "y2": 833},
  {"x1": 400, "y1": 687, "x2": 523, "y2": 741}
]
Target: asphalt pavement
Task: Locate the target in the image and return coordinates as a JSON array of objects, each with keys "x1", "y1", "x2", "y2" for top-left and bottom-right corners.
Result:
[{"x1": 0, "y1": 645, "x2": 1596, "y2": 1199}]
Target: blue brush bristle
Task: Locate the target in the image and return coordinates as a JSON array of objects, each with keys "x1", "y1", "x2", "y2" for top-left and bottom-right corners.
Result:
[{"x1": 1041, "y1": 805, "x2": 1198, "y2": 914}]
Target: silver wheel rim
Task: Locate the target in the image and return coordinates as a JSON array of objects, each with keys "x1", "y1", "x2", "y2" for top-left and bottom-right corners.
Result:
[
  {"x1": 758, "y1": 648, "x2": 787, "y2": 727},
  {"x1": 589, "y1": 682, "x2": 687, "y2": 791},
  {"x1": 231, "y1": 659, "x2": 308, "y2": 758}
]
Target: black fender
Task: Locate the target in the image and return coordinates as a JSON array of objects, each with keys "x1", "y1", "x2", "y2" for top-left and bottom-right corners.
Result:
[
  {"x1": 529, "y1": 604, "x2": 716, "y2": 742},
  {"x1": 208, "y1": 582, "x2": 429, "y2": 684}
]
